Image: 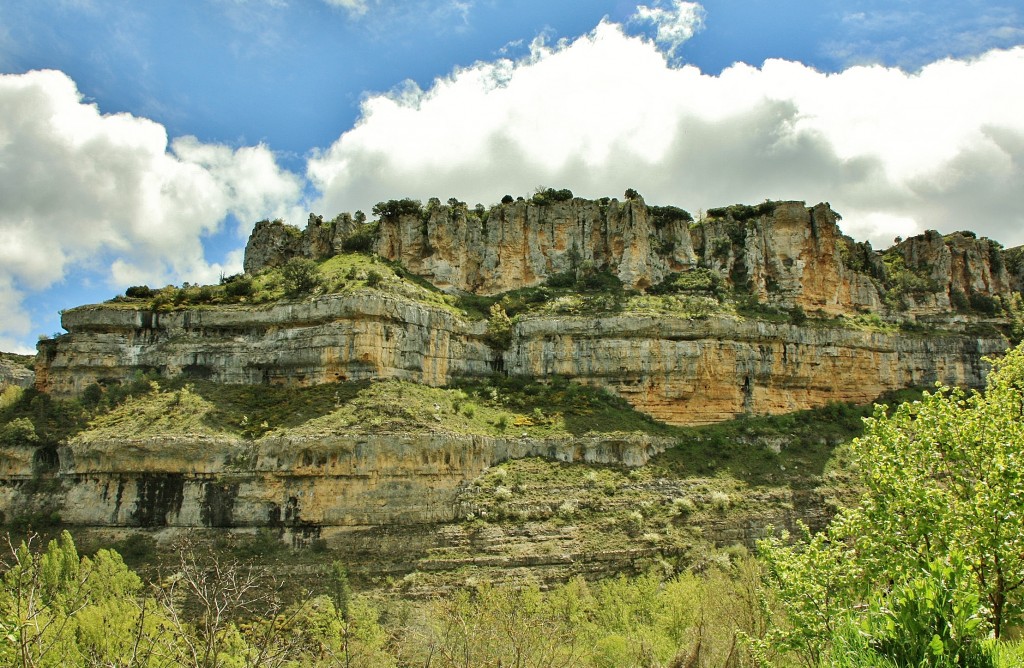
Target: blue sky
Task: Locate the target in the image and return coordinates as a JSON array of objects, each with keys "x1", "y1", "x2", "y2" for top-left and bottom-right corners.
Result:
[{"x1": 1, "y1": 0, "x2": 1023, "y2": 352}]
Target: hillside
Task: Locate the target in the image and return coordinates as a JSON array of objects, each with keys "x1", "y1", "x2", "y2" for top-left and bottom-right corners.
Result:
[{"x1": 3, "y1": 190, "x2": 1023, "y2": 588}]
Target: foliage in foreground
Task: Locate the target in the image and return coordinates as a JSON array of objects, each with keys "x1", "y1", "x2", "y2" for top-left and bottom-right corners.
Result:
[
  {"x1": 758, "y1": 342, "x2": 1024, "y2": 667},
  {"x1": 0, "y1": 530, "x2": 779, "y2": 668}
]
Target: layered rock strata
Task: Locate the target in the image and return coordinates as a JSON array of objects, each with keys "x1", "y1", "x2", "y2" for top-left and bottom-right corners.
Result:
[
  {"x1": 0, "y1": 358, "x2": 33, "y2": 390},
  {"x1": 37, "y1": 292, "x2": 491, "y2": 396},
  {"x1": 244, "y1": 197, "x2": 1018, "y2": 319},
  {"x1": 0, "y1": 432, "x2": 670, "y2": 532},
  {"x1": 37, "y1": 296, "x2": 1006, "y2": 426}
]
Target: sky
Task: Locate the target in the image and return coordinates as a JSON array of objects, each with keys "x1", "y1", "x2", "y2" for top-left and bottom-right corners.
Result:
[{"x1": 1, "y1": 0, "x2": 1023, "y2": 353}]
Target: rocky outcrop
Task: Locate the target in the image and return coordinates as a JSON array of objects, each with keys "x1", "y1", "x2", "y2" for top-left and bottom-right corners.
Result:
[
  {"x1": 0, "y1": 357, "x2": 33, "y2": 389},
  {"x1": 37, "y1": 292, "x2": 492, "y2": 396},
  {"x1": 0, "y1": 431, "x2": 672, "y2": 532},
  {"x1": 244, "y1": 196, "x2": 1018, "y2": 320},
  {"x1": 37, "y1": 296, "x2": 1007, "y2": 426},
  {"x1": 691, "y1": 202, "x2": 885, "y2": 315},
  {"x1": 506, "y1": 314, "x2": 1004, "y2": 425},
  {"x1": 889, "y1": 230, "x2": 1015, "y2": 313}
]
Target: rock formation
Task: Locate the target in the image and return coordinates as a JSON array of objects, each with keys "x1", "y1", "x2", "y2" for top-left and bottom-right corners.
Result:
[
  {"x1": 244, "y1": 196, "x2": 1018, "y2": 319},
  {"x1": 0, "y1": 357, "x2": 33, "y2": 390},
  {"x1": 5, "y1": 192, "x2": 1023, "y2": 583}
]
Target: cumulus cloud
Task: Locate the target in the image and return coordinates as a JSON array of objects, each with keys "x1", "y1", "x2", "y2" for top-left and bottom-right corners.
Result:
[
  {"x1": 308, "y1": 20, "x2": 1024, "y2": 251},
  {"x1": 631, "y1": 0, "x2": 705, "y2": 56},
  {"x1": 0, "y1": 69, "x2": 303, "y2": 347}
]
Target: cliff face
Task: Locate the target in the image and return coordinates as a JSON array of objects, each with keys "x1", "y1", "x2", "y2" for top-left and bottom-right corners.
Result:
[
  {"x1": 0, "y1": 432, "x2": 669, "y2": 533},
  {"x1": 37, "y1": 298, "x2": 1006, "y2": 426},
  {"x1": 37, "y1": 293, "x2": 492, "y2": 396},
  {"x1": 245, "y1": 197, "x2": 1016, "y2": 320},
  {"x1": 0, "y1": 358, "x2": 33, "y2": 390},
  {"x1": 8, "y1": 192, "x2": 1023, "y2": 585},
  {"x1": 506, "y1": 315, "x2": 1002, "y2": 425}
]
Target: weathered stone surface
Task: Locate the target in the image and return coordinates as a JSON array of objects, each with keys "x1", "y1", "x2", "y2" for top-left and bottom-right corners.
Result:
[
  {"x1": 37, "y1": 292, "x2": 492, "y2": 395},
  {"x1": 244, "y1": 196, "x2": 1017, "y2": 320},
  {"x1": 0, "y1": 432, "x2": 673, "y2": 530},
  {"x1": 374, "y1": 196, "x2": 697, "y2": 294},
  {"x1": 0, "y1": 358, "x2": 33, "y2": 389},
  {"x1": 505, "y1": 314, "x2": 1004, "y2": 425},
  {"x1": 894, "y1": 230, "x2": 1014, "y2": 313}
]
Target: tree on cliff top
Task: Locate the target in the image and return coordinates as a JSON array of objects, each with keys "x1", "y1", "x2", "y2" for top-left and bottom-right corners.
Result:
[
  {"x1": 281, "y1": 258, "x2": 321, "y2": 297},
  {"x1": 759, "y1": 341, "x2": 1024, "y2": 665}
]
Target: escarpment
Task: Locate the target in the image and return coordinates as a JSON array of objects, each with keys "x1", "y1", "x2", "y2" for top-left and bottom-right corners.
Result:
[
  {"x1": 5, "y1": 191, "x2": 1024, "y2": 583},
  {"x1": 33, "y1": 193, "x2": 1024, "y2": 424}
]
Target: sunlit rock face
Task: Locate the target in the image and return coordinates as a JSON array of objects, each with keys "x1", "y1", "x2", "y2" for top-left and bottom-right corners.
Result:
[
  {"x1": 37, "y1": 196, "x2": 1018, "y2": 424},
  {"x1": 8, "y1": 195, "x2": 1021, "y2": 584}
]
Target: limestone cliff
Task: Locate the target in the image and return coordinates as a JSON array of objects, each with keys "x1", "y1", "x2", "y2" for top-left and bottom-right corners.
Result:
[
  {"x1": 36, "y1": 292, "x2": 492, "y2": 396},
  {"x1": 37, "y1": 298, "x2": 1007, "y2": 426},
  {"x1": 244, "y1": 195, "x2": 1017, "y2": 320},
  {"x1": 0, "y1": 358, "x2": 33, "y2": 390},
  {"x1": 7, "y1": 192, "x2": 1023, "y2": 583}
]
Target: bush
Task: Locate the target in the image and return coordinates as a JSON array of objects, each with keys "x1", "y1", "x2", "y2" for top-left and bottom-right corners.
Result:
[
  {"x1": 950, "y1": 288, "x2": 970, "y2": 311},
  {"x1": 649, "y1": 269, "x2": 720, "y2": 295},
  {"x1": 706, "y1": 201, "x2": 777, "y2": 221},
  {"x1": 281, "y1": 258, "x2": 321, "y2": 296},
  {"x1": 501, "y1": 194, "x2": 514, "y2": 204},
  {"x1": 342, "y1": 222, "x2": 380, "y2": 253},
  {"x1": 969, "y1": 292, "x2": 1000, "y2": 315},
  {"x1": 532, "y1": 187, "x2": 574, "y2": 205},
  {"x1": 648, "y1": 205, "x2": 693, "y2": 228},
  {"x1": 125, "y1": 285, "x2": 154, "y2": 299},
  {"x1": 372, "y1": 198, "x2": 423, "y2": 219},
  {"x1": 224, "y1": 276, "x2": 254, "y2": 297},
  {"x1": 365, "y1": 270, "x2": 384, "y2": 288}
]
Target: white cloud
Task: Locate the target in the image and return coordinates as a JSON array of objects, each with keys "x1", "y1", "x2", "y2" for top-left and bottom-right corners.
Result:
[
  {"x1": 631, "y1": 0, "x2": 705, "y2": 56},
  {"x1": 309, "y1": 21, "x2": 1024, "y2": 251},
  {"x1": 0, "y1": 69, "x2": 303, "y2": 347},
  {"x1": 323, "y1": 0, "x2": 369, "y2": 17}
]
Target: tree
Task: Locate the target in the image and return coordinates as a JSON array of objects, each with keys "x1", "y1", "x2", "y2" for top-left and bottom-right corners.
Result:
[
  {"x1": 281, "y1": 258, "x2": 321, "y2": 297},
  {"x1": 760, "y1": 342, "x2": 1024, "y2": 664}
]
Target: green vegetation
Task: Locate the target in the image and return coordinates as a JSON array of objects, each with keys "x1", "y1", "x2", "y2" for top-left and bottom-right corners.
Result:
[
  {"x1": 0, "y1": 352, "x2": 34, "y2": 371},
  {"x1": 371, "y1": 197, "x2": 424, "y2": 219},
  {"x1": 758, "y1": 342, "x2": 1024, "y2": 665},
  {"x1": 280, "y1": 257, "x2": 322, "y2": 296},
  {"x1": 880, "y1": 251, "x2": 940, "y2": 310},
  {"x1": 648, "y1": 204, "x2": 694, "y2": 228},
  {"x1": 0, "y1": 529, "x2": 783, "y2": 668},
  {"x1": 705, "y1": 200, "x2": 779, "y2": 221},
  {"x1": 531, "y1": 187, "x2": 574, "y2": 205},
  {"x1": 649, "y1": 268, "x2": 722, "y2": 295}
]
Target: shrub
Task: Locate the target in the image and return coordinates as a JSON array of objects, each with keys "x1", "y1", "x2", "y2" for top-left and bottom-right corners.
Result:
[
  {"x1": 281, "y1": 258, "x2": 321, "y2": 296},
  {"x1": 224, "y1": 275, "x2": 254, "y2": 297},
  {"x1": 0, "y1": 417, "x2": 38, "y2": 447},
  {"x1": 531, "y1": 187, "x2": 574, "y2": 205},
  {"x1": 342, "y1": 222, "x2": 380, "y2": 253},
  {"x1": 125, "y1": 285, "x2": 154, "y2": 299},
  {"x1": 950, "y1": 288, "x2": 970, "y2": 311},
  {"x1": 484, "y1": 303, "x2": 514, "y2": 351},
  {"x1": 969, "y1": 292, "x2": 1000, "y2": 315},
  {"x1": 649, "y1": 205, "x2": 694, "y2": 229},
  {"x1": 709, "y1": 491, "x2": 731, "y2": 511},
  {"x1": 372, "y1": 198, "x2": 423, "y2": 219},
  {"x1": 365, "y1": 270, "x2": 384, "y2": 288},
  {"x1": 706, "y1": 201, "x2": 778, "y2": 221},
  {"x1": 671, "y1": 497, "x2": 697, "y2": 516},
  {"x1": 649, "y1": 268, "x2": 720, "y2": 295},
  {"x1": 501, "y1": 194, "x2": 514, "y2": 204}
]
